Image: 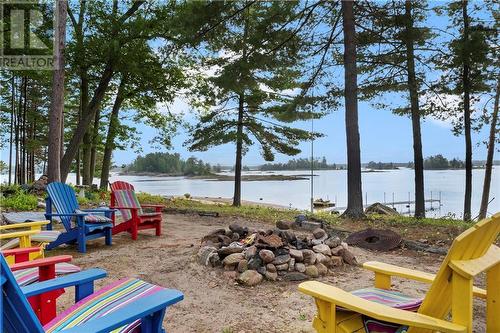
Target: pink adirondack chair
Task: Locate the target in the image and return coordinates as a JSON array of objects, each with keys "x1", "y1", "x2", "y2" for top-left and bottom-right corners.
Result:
[{"x1": 109, "y1": 181, "x2": 163, "y2": 240}]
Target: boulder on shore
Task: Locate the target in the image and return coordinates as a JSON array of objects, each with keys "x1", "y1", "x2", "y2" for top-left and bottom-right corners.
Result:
[{"x1": 365, "y1": 202, "x2": 399, "y2": 216}]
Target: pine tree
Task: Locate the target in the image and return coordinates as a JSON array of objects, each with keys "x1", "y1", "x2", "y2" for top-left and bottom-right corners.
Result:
[
  {"x1": 186, "y1": 2, "x2": 323, "y2": 206},
  {"x1": 431, "y1": 1, "x2": 492, "y2": 220}
]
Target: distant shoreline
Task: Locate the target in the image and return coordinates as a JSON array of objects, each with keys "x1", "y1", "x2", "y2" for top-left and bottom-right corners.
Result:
[{"x1": 119, "y1": 171, "x2": 308, "y2": 181}]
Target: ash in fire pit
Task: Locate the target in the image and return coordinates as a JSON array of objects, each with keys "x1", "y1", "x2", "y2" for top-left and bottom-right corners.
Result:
[{"x1": 197, "y1": 222, "x2": 358, "y2": 286}]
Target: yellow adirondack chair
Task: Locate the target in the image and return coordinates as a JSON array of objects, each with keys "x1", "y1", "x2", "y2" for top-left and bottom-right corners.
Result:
[
  {"x1": 299, "y1": 212, "x2": 500, "y2": 333},
  {"x1": 0, "y1": 221, "x2": 55, "y2": 264}
]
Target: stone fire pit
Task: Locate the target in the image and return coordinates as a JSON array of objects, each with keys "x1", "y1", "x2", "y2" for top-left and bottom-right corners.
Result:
[{"x1": 197, "y1": 220, "x2": 358, "y2": 286}]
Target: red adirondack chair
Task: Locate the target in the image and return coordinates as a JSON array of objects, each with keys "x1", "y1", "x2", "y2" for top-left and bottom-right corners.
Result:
[{"x1": 109, "y1": 181, "x2": 164, "y2": 240}]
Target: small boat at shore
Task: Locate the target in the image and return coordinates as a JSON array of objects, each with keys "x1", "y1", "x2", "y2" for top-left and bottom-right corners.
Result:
[{"x1": 313, "y1": 198, "x2": 335, "y2": 208}]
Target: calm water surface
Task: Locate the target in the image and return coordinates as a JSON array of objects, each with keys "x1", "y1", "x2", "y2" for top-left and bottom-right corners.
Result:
[
  {"x1": 3, "y1": 168, "x2": 498, "y2": 218},
  {"x1": 103, "y1": 168, "x2": 500, "y2": 219}
]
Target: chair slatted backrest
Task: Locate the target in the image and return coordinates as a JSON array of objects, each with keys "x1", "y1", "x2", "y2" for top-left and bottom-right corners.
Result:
[
  {"x1": 46, "y1": 182, "x2": 79, "y2": 230},
  {"x1": 110, "y1": 181, "x2": 135, "y2": 192},
  {"x1": 1, "y1": 255, "x2": 44, "y2": 333},
  {"x1": 409, "y1": 213, "x2": 500, "y2": 333},
  {"x1": 112, "y1": 190, "x2": 143, "y2": 221}
]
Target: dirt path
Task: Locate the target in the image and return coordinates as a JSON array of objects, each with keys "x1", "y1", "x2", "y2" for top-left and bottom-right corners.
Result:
[{"x1": 54, "y1": 213, "x2": 486, "y2": 333}]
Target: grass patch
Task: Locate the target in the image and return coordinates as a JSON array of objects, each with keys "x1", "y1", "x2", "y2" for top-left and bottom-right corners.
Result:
[{"x1": 1, "y1": 192, "x2": 39, "y2": 211}]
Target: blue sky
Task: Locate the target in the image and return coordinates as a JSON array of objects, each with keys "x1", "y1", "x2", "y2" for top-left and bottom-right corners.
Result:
[
  {"x1": 113, "y1": 100, "x2": 491, "y2": 167},
  {"x1": 1, "y1": 1, "x2": 495, "y2": 168},
  {"x1": 112, "y1": 2, "x2": 494, "y2": 167}
]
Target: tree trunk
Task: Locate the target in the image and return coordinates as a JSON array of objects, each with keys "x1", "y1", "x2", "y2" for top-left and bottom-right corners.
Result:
[
  {"x1": 21, "y1": 77, "x2": 28, "y2": 184},
  {"x1": 404, "y1": 1, "x2": 425, "y2": 218},
  {"x1": 478, "y1": 81, "x2": 499, "y2": 220},
  {"x1": 47, "y1": 0, "x2": 67, "y2": 183},
  {"x1": 60, "y1": 62, "x2": 115, "y2": 182},
  {"x1": 80, "y1": 72, "x2": 92, "y2": 185},
  {"x1": 233, "y1": 94, "x2": 245, "y2": 207},
  {"x1": 341, "y1": 0, "x2": 364, "y2": 219},
  {"x1": 15, "y1": 78, "x2": 24, "y2": 184},
  {"x1": 75, "y1": 149, "x2": 81, "y2": 185},
  {"x1": 100, "y1": 77, "x2": 127, "y2": 190},
  {"x1": 8, "y1": 76, "x2": 15, "y2": 185},
  {"x1": 89, "y1": 109, "x2": 101, "y2": 180},
  {"x1": 82, "y1": 131, "x2": 92, "y2": 184},
  {"x1": 462, "y1": 1, "x2": 472, "y2": 221}
]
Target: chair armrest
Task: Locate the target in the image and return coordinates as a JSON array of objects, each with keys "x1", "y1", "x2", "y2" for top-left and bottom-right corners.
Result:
[
  {"x1": 2, "y1": 246, "x2": 41, "y2": 256},
  {"x1": 21, "y1": 268, "x2": 107, "y2": 298},
  {"x1": 140, "y1": 204, "x2": 164, "y2": 208},
  {"x1": 10, "y1": 255, "x2": 73, "y2": 271},
  {"x1": 45, "y1": 213, "x2": 87, "y2": 217},
  {"x1": 0, "y1": 230, "x2": 40, "y2": 240},
  {"x1": 2, "y1": 246, "x2": 43, "y2": 264},
  {"x1": 110, "y1": 206, "x2": 140, "y2": 210},
  {"x1": 81, "y1": 208, "x2": 117, "y2": 213},
  {"x1": 0, "y1": 221, "x2": 49, "y2": 231},
  {"x1": 363, "y1": 261, "x2": 435, "y2": 283},
  {"x1": 59, "y1": 289, "x2": 184, "y2": 333},
  {"x1": 298, "y1": 281, "x2": 466, "y2": 333},
  {"x1": 363, "y1": 261, "x2": 486, "y2": 299}
]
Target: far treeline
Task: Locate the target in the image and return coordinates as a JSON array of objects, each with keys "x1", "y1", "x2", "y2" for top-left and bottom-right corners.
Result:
[
  {"x1": 1, "y1": 1, "x2": 498, "y2": 222},
  {"x1": 125, "y1": 153, "x2": 213, "y2": 176}
]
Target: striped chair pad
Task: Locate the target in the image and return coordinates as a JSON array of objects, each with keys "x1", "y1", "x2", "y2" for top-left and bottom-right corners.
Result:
[
  {"x1": 351, "y1": 287, "x2": 423, "y2": 311},
  {"x1": 363, "y1": 316, "x2": 408, "y2": 333},
  {"x1": 0, "y1": 230, "x2": 61, "y2": 250},
  {"x1": 74, "y1": 209, "x2": 113, "y2": 224},
  {"x1": 44, "y1": 278, "x2": 165, "y2": 333},
  {"x1": 113, "y1": 190, "x2": 143, "y2": 222},
  {"x1": 13, "y1": 262, "x2": 81, "y2": 286}
]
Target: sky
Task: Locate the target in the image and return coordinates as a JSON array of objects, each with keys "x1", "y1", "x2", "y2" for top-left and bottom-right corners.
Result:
[
  {"x1": 112, "y1": 99, "x2": 491, "y2": 167},
  {"x1": 0, "y1": 1, "x2": 496, "y2": 168},
  {"x1": 111, "y1": 2, "x2": 495, "y2": 168}
]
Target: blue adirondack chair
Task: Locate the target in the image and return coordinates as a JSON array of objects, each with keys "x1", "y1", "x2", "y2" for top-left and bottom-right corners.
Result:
[
  {"x1": 0, "y1": 255, "x2": 184, "y2": 333},
  {"x1": 45, "y1": 182, "x2": 113, "y2": 253}
]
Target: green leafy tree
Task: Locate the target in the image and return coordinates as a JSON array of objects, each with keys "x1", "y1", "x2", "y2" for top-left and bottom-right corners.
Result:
[
  {"x1": 186, "y1": 2, "x2": 323, "y2": 206},
  {"x1": 431, "y1": 1, "x2": 493, "y2": 220}
]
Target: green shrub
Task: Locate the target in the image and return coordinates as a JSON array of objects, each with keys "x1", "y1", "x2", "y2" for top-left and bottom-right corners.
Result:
[
  {"x1": 0, "y1": 184, "x2": 23, "y2": 197},
  {"x1": 1, "y1": 192, "x2": 39, "y2": 211},
  {"x1": 135, "y1": 192, "x2": 168, "y2": 204}
]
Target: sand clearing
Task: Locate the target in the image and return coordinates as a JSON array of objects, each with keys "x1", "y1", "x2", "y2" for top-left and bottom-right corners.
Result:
[{"x1": 51, "y1": 213, "x2": 486, "y2": 332}]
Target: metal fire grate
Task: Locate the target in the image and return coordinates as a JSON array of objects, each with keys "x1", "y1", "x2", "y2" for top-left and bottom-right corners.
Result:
[{"x1": 345, "y1": 228, "x2": 402, "y2": 251}]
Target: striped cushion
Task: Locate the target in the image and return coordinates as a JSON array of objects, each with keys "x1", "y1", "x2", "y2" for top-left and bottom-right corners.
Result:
[
  {"x1": 13, "y1": 263, "x2": 81, "y2": 286},
  {"x1": 351, "y1": 287, "x2": 422, "y2": 311},
  {"x1": 32, "y1": 230, "x2": 61, "y2": 243},
  {"x1": 0, "y1": 230, "x2": 61, "y2": 250},
  {"x1": 74, "y1": 209, "x2": 113, "y2": 224},
  {"x1": 113, "y1": 190, "x2": 143, "y2": 222},
  {"x1": 44, "y1": 278, "x2": 165, "y2": 333},
  {"x1": 363, "y1": 316, "x2": 408, "y2": 333}
]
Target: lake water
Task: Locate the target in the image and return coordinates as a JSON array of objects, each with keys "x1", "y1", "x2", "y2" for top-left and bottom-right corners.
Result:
[
  {"x1": 101, "y1": 168, "x2": 500, "y2": 219},
  {"x1": 2, "y1": 168, "x2": 498, "y2": 218}
]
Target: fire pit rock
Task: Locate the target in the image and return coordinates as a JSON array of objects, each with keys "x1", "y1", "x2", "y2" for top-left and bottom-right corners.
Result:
[{"x1": 199, "y1": 225, "x2": 357, "y2": 286}]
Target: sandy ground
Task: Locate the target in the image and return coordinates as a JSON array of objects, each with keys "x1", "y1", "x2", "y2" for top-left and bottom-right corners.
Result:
[{"x1": 52, "y1": 213, "x2": 486, "y2": 333}]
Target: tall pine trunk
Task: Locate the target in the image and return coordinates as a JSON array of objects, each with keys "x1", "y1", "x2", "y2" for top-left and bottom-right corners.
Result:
[
  {"x1": 233, "y1": 94, "x2": 244, "y2": 207},
  {"x1": 462, "y1": 1, "x2": 472, "y2": 221},
  {"x1": 89, "y1": 109, "x2": 101, "y2": 180},
  {"x1": 341, "y1": 0, "x2": 364, "y2": 219},
  {"x1": 8, "y1": 76, "x2": 15, "y2": 185},
  {"x1": 404, "y1": 1, "x2": 425, "y2": 218},
  {"x1": 478, "y1": 81, "x2": 499, "y2": 220},
  {"x1": 82, "y1": 132, "x2": 92, "y2": 184},
  {"x1": 47, "y1": 0, "x2": 67, "y2": 183},
  {"x1": 80, "y1": 72, "x2": 92, "y2": 185},
  {"x1": 100, "y1": 78, "x2": 126, "y2": 190}
]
